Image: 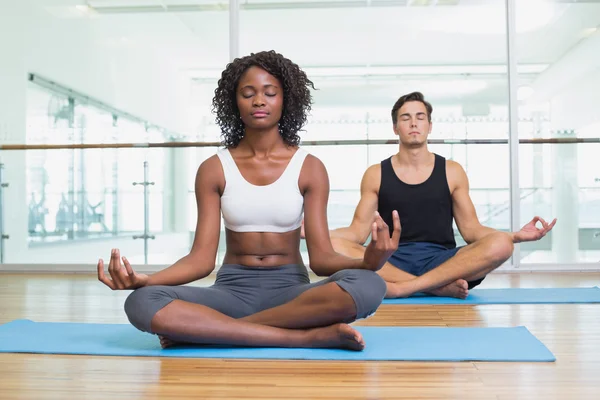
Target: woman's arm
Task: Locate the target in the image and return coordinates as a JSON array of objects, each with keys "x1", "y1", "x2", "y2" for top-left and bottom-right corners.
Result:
[
  {"x1": 146, "y1": 156, "x2": 223, "y2": 286},
  {"x1": 98, "y1": 156, "x2": 224, "y2": 290}
]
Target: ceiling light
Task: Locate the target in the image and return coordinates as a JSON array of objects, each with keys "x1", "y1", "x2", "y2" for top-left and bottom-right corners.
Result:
[{"x1": 517, "y1": 86, "x2": 534, "y2": 101}]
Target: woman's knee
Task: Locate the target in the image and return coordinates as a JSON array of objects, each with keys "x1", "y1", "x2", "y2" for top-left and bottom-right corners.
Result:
[
  {"x1": 333, "y1": 269, "x2": 387, "y2": 319},
  {"x1": 124, "y1": 286, "x2": 175, "y2": 333}
]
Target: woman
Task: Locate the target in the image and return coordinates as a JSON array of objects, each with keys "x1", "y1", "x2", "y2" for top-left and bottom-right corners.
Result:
[{"x1": 97, "y1": 50, "x2": 400, "y2": 351}]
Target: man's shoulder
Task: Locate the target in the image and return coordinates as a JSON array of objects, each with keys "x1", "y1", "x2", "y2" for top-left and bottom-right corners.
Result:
[
  {"x1": 365, "y1": 162, "x2": 384, "y2": 180},
  {"x1": 366, "y1": 162, "x2": 382, "y2": 174},
  {"x1": 442, "y1": 157, "x2": 469, "y2": 191},
  {"x1": 443, "y1": 157, "x2": 466, "y2": 175},
  {"x1": 360, "y1": 163, "x2": 382, "y2": 192}
]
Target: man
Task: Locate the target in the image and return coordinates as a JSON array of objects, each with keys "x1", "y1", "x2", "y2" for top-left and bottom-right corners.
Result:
[{"x1": 326, "y1": 91, "x2": 556, "y2": 299}]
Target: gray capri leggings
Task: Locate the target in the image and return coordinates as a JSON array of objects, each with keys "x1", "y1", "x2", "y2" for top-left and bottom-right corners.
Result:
[{"x1": 124, "y1": 264, "x2": 387, "y2": 333}]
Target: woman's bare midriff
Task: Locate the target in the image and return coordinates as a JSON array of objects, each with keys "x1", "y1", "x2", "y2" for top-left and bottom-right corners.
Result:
[{"x1": 222, "y1": 228, "x2": 304, "y2": 267}]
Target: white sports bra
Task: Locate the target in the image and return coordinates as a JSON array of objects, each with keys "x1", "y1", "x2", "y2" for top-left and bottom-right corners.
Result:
[{"x1": 216, "y1": 148, "x2": 308, "y2": 233}]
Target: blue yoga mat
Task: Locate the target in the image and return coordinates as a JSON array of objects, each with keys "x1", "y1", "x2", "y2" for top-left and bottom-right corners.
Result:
[
  {"x1": 382, "y1": 287, "x2": 600, "y2": 305},
  {"x1": 0, "y1": 319, "x2": 554, "y2": 362}
]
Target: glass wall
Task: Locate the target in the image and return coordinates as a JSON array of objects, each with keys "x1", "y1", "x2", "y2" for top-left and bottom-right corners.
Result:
[
  {"x1": 516, "y1": 0, "x2": 600, "y2": 265},
  {"x1": 26, "y1": 85, "x2": 165, "y2": 242},
  {"x1": 237, "y1": 1, "x2": 511, "y2": 259},
  {"x1": 0, "y1": 1, "x2": 229, "y2": 265},
  {"x1": 0, "y1": 0, "x2": 598, "y2": 269}
]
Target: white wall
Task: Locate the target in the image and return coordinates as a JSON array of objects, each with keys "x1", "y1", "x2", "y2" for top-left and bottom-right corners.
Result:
[
  {"x1": 0, "y1": 4, "x2": 195, "y2": 264},
  {"x1": 529, "y1": 28, "x2": 600, "y2": 122},
  {"x1": 24, "y1": 5, "x2": 190, "y2": 135},
  {"x1": 549, "y1": 68, "x2": 600, "y2": 132},
  {"x1": 0, "y1": 3, "x2": 31, "y2": 263}
]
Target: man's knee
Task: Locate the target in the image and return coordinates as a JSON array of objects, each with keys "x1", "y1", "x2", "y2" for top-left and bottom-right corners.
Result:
[
  {"x1": 331, "y1": 236, "x2": 363, "y2": 254},
  {"x1": 332, "y1": 269, "x2": 386, "y2": 320},
  {"x1": 486, "y1": 232, "x2": 514, "y2": 264},
  {"x1": 330, "y1": 236, "x2": 348, "y2": 253}
]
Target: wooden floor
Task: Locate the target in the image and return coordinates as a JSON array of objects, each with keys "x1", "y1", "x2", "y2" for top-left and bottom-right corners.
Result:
[{"x1": 0, "y1": 272, "x2": 599, "y2": 399}]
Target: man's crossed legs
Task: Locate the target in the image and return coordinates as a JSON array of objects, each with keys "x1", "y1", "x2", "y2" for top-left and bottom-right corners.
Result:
[{"x1": 331, "y1": 232, "x2": 514, "y2": 298}]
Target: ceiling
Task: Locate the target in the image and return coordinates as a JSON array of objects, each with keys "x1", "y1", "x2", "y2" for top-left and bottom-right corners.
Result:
[{"x1": 19, "y1": 0, "x2": 600, "y2": 112}]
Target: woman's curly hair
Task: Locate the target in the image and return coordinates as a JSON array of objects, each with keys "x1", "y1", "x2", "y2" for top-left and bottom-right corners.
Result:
[{"x1": 212, "y1": 50, "x2": 315, "y2": 148}]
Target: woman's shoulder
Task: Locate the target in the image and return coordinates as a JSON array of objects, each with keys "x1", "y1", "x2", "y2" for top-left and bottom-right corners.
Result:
[
  {"x1": 296, "y1": 148, "x2": 328, "y2": 184},
  {"x1": 295, "y1": 147, "x2": 320, "y2": 167},
  {"x1": 195, "y1": 153, "x2": 226, "y2": 179}
]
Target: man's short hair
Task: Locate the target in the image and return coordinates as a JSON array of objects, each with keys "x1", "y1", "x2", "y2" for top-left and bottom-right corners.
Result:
[{"x1": 391, "y1": 92, "x2": 433, "y2": 124}]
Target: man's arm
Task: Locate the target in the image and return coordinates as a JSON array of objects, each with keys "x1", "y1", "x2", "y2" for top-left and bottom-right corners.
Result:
[
  {"x1": 449, "y1": 161, "x2": 502, "y2": 244},
  {"x1": 301, "y1": 156, "x2": 399, "y2": 276},
  {"x1": 451, "y1": 160, "x2": 557, "y2": 245},
  {"x1": 330, "y1": 164, "x2": 381, "y2": 245}
]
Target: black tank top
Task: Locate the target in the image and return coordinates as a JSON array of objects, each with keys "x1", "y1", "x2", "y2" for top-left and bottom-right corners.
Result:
[{"x1": 377, "y1": 154, "x2": 456, "y2": 249}]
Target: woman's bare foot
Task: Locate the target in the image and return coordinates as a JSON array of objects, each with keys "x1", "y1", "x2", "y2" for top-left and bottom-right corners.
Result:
[
  {"x1": 429, "y1": 279, "x2": 469, "y2": 299},
  {"x1": 307, "y1": 323, "x2": 365, "y2": 351},
  {"x1": 159, "y1": 324, "x2": 364, "y2": 351},
  {"x1": 158, "y1": 335, "x2": 187, "y2": 349}
]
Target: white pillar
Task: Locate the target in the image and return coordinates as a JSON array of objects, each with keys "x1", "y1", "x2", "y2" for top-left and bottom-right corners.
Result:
[
  {"x1": 163, "y1": 147, "x2": 190, "y2": 234},
  {"x1": 548, "y1": 81, "x2": 582, "y2": 264},
  {"x1": 551, "y1": 128, "x2": 578, "y2": 263},
  {"x1": 0, "y1": 4, "x2": 30, "y2": 262},
  {"x1": 173, "y1": 148, "x2": 190, "y2": 234},
  {"x1": 532, "y1": 112, "x2": 545, "y2": 207}
]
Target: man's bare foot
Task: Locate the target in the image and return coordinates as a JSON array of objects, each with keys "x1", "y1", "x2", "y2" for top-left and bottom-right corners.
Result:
[
  {"x1": 429, "y1": 279, "x2": 469, "y2": 299},
  {"x1": 386, "y1": 278, "x2": 469, "y2": 299},
  {"x1": 307, "y1": 323, "x2": 365, "y2": 351}
]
